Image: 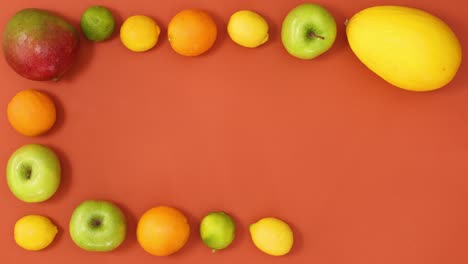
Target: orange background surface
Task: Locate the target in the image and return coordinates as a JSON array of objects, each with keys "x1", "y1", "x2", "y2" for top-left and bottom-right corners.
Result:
[{"x1": 0, "y1": 0, "x2": 467, "y2": 263}]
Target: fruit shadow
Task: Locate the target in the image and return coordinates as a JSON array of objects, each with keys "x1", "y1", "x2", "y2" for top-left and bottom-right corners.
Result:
[
  {"x1": 260, "y1": 14, "x2": 279, "y2": 47},
  {"x1": 45, "y1": 214, "x2": 65, "y2": 251},
  {"x1": 113, "y1": 202, "x2": 138, "y2": 252},
  {"x1": 225, "y1": 212, "x2": 247, "y2": 252},
  {"x1": 288, "y1": 221, "x2": 304, "y2": 255},
  {"x1": 40, "y1": 91, "x2": 65, "y2": 137},
  {"x1": 58, "y1": 35, "x2": 95, "y2": 83},
  {"x1": 151, "y1": 17, "x2": 166, "y2": 53},
  {"x1": 39, "y1": 10, "x2": 95, "y2": 83},
  {"x1": 206, "y1": 12, "x2": 228, "y2": 55},
  {"x1": 101, "y1": 6, "x2": 124, "y2": 43},
  {"x1": 46, "y1": 145, "x2": 72, "y2": 203},
  {"x1": 174, "y1": 208, "x2": 200, "y2": 256},
  {"x1": 315, "y1": 5, "x2": 350, "y2": 60}
]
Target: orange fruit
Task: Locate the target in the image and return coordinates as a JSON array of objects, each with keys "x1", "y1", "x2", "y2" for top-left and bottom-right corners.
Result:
[
  {"x1": 7, "y1": 89, "x2": 56, "y2": 136},
  {"x1": 137, "y1": 206, "x2": 190, "y2": 256},
  {"x1": 168, "y1": 9, "x2": 217, "y2": 56}
]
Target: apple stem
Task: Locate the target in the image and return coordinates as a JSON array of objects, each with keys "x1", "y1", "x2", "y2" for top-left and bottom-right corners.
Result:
[
  {"x1": 309, "y1": 31, "x2": 325, "y2": 40},
  {"x1": 91, "y1": 219, "x2": 102, "y2": 228},
  {"x1": 25, "y1": 168, "x2": 32, "y2": 180}
]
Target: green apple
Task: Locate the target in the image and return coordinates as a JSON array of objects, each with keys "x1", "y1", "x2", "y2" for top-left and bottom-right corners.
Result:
[
  {"x1": 69, "y1": 200, "x2": 126, "y2": 252},
  {"x1": 6, "y1": 144, "x2": 61, "y2": 203},
  {"x1": 200, "y1": 211, "x2": 236, "y2": 251},
  {"x1": 281, "y1": 3, "x2": 337, "y2": 59}
]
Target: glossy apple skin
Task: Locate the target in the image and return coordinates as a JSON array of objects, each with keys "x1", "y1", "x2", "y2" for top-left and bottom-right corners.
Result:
[
  {"x1": 2, "y1": 8, "x2": 79, "y2": 81},
  {"x1": 6, "y1": 144, "x2": 61, "y2": 203},
  {"x1": 69, "y1": 200, "x2": 127, "y2": 252},
  {"x1": 281, "y1": 3, "x2": 337, "y2": 59}
]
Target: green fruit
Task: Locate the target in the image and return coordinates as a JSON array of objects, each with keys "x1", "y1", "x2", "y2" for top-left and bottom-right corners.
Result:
[
  {"x1": 6, "y1": 144, "x2": 61, "y2": 203},
  {"x1": 69, "y1": 200, "x2": 127, "y2": 252},
  {"x1": 81, "y1": 6, "x2": 115, "y2": 42},
  {"x1": 200, "y1": 211, "x2": 236, "y2": 251},
  {"x1": 249, "y1": 217, "x2": 294, "y2": 256},
  {"x1": 2, "y1": 8, "x2": 80, "y2": 81},
  {"x1": 281, "y1": 3, "x2": 337, "y2": 59}
]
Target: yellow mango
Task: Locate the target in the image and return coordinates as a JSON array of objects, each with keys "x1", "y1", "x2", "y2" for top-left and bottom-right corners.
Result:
[{"x1": 346, "y1": 6, "x2": 462, "y2": 91}]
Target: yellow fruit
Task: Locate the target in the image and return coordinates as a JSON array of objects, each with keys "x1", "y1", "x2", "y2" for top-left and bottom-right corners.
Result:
[
  {"x1": 120, "y1": 15, "x2": 161, "y2": 52},
  {"x1": 227, "y1": 10, "x2": 269, "y2": 48},
  {"x1": 14, "y1": 215, "x2": 58, "y2": 251},
  {"x1": 249, "y1": 217, "x2": 294, "y2": 256},
  {"x1": 346, "y1": 6, "x2": 462, "y2": 91}
]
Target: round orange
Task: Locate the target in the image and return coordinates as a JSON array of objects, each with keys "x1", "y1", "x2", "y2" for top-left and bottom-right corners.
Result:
[
  {"x1": 168, "y1": 9, "x2": 217, "y2": 56},
  {"x1": 7, "y1": 89, "x2": 56, "y2": 136},
  {"x1": 136, "y1": 206, "x2": 190, "y2": 256}
]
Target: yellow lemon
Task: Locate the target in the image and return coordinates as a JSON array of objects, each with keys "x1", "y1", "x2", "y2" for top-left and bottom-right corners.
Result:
[
  {"x1": 14, "y1": 215, "x2": 58, "y2": 251},
  {"x1": 120, "y1": 15, "x2": 161, "y2": 52},
  {"x1": 346, "y1": 6, "x2": 462, "y2": 91},
  {"x1": 227, "y1": 10, "x2": 269, "y2": 48},
  {"x1": 249, "y1": 217, "x2": 294, "y2": 256}
]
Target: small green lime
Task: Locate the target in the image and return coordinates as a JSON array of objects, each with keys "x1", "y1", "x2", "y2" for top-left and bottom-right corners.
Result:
[
  {"x1": 81, "y1": 6, "x2": 115, "y2": 42},
  {"x1": 200, "y1": 211, "x2": 236, "y2": 251}
]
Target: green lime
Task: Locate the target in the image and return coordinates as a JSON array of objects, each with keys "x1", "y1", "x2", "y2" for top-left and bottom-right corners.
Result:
[
  {"x1": 200, "y1": 211, "x2": 236, "y2": 251},
  {"x1": 80, "y1": 6, "x2": 115, "y2": 42}
]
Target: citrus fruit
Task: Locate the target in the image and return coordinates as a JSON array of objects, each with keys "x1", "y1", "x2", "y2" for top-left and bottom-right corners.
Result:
[
  {"x1": 120, "y1": 15, "x2": 161, "y2": 52},
  {"x1": 249, "y1": 217, "x2": 294, "y2": 256},
  {"x1": 200, "y1": 211, "x2": 236, "y2": 251},
  {"x1": 81, "y1": 6, "x2": 115, "y2": 42},
  {"x1": 7, "y1": 89, "x2": 56, "y2": 136},
  {"x1": 14, "y1": 215, "x2": 58, "y2": 251},
  {"x1": 227, "y1": 10, "x2": 269, "y2": 48},
  {"x1": 136, "y1": 206, "x2": 190, "y2": 256},
  {"x1": 168, "y1": 9, "x2": 217, "y2": 56}
]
